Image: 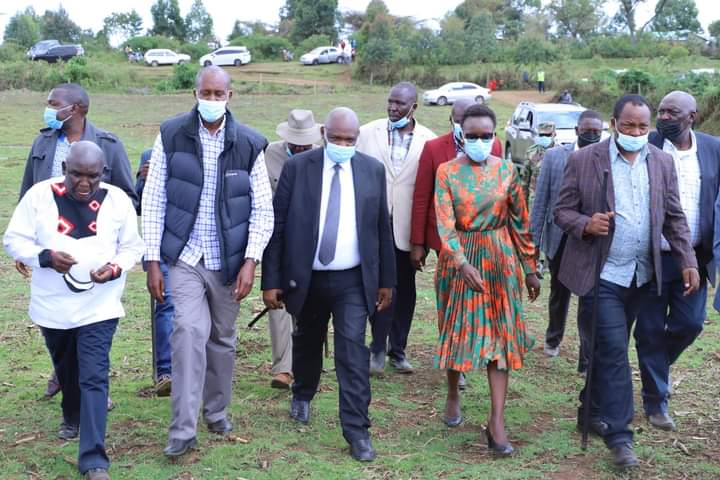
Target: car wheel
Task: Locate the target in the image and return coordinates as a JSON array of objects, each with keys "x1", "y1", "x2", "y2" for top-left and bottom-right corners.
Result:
[
  {"x1": 151, "y1": 60, "x2": 158, "y2": 67},
  {"x1": 437, "y1": 96, "x2": 448, "y2": 106},
  {"x1": 336, "y1": 56, "x2": 344, "y2": 64},
  {"x1": 312, "y1": 59, "x2": 319, "y2": 65},
  {"x1": 234, "y1": 59, "x2": 241, "y2": 66},
  {"x1": 204, "y1": 60, "x2": 212, "y2": 67},
  {"x1": 178, "y1": 60, "x2": 186, "y2": 65},
  {"x1": 475, "y1": 95, "x2": 485, "y2": 104}
]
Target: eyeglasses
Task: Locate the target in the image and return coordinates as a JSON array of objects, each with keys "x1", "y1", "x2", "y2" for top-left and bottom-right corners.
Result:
[{"x1": 464, "y1": 133, "x2": 495, "y2": 141}]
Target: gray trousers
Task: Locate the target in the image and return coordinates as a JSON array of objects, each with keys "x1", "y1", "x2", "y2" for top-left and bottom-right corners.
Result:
[
  {"x1": 269, "y1": 308, "x2": 293, "y2": 374},
  {"x1": 168, "y1": 260, "x2": 240, "y2": 441}
]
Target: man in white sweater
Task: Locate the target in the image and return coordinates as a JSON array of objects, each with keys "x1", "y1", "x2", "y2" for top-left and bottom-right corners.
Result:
[{"x1": 4, "y1": 141, "x2": 144, "y2": 480}]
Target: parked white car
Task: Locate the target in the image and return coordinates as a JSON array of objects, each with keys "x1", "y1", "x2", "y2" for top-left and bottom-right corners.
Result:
[
  {"x1": 144, "y1": 49, "x2": 191, "y2": 67},
  {"x1": 200, "y1": 47, "x2": 251, "y2": 67},
  {"x1": 299, "y1": 46, "x2": 348, "y2": 65},
  {"x1": 422, "y1": 82, "x2": 492, "y2": 106}
]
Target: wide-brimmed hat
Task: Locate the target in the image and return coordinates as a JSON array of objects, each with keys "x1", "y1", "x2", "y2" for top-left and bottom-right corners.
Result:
[{"x1": 276, "y1": 109, "x2": 322, "y2": 146}]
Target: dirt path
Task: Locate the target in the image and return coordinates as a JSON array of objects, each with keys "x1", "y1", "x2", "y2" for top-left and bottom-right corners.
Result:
[{"x1": 491, "y1": 89, "x2": 556, "y2": 108}]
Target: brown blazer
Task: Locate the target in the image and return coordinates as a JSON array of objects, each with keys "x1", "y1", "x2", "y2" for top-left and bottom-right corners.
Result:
[{"x1": 553, "y1": 139, "x2": 697, "y2": 297}]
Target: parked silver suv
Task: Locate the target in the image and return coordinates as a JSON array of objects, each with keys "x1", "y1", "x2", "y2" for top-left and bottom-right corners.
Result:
[{"x1": 505, "y1": 102, "x2": 587, "y2": 167}]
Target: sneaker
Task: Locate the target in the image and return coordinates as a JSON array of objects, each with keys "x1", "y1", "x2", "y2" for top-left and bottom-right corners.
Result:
[
  {"x1": 84, "y1": 468, "x2": 110, "y2": 480},
  {"x1": 389, "y1": 357, "x2": 413, "y2": 374},
  {"x1": 543, "y1": 342, "x2": 560, "y2": 357},
  {"x1": 155, "y1": 374, "x2": 172, "y2": 397},
  {"x1": 369, "y1": 351, "x2": 385, "y2": 376},
  {"x1": 57, "y1": 422, "x2": 79, "y2": 440}
]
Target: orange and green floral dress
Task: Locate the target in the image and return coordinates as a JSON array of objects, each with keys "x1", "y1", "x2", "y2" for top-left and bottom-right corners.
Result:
[{"x1": 433, "y1": 157, "x2": 536, "y2": 372}]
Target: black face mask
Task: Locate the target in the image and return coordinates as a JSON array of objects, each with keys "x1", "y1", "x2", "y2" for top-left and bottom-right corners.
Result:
[
  {"x1": 577, "y1": 132, "x2": 601, "y2": 148},
  {"x1": 656, "y1": 118, "x2": 685, "y2": 142}
]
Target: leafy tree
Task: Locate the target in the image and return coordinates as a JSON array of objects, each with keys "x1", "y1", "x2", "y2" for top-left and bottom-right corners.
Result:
[
  {"x1": 454, "y1": 0, "x2": 541, "y2": 39},
  {"x1": 549, "y1": 0, "x2": 606, "y2": 39},
  {"x1": 282, "y1": 0, "x2": 339, "y2": 44},
  {"x1": 709, "y1": 20, "x2": 720, "y2": 40},
  {"x1": 102, "y1": 10, "x2": 143, "y2": 43},
  {"x1": 150, "y1": 0, "x2": 186, "y2": 41},
  {"x1": 439, "y1": 14, "x2": 469, "y2": 64},
  {"x1": 512, "y1": 35, "x2": 559, "y2": 64},
  {"x1": 465, "y1": 12, "x2": 498, "y2": 62},
  {"x1": 228, "y1": 20, "x2": 270, "y2": 41},
  {"x1": 356, "y1": 7, "x2": 397, "y2": 81},
  {"x1": 41, "y1": 5, "x2": 82, "y2": 43},
  {"x1": 185, "y1": 0, "x2": 214, "y2": 43},
  {"x1": 651, "y1": 0, "x2": 701, "y2": 33},
  {"x1": 614, "y1": 0, "x2": 668, "y2": 44},
  {"x1": 3, "y1": 8, "x2": 42, "y2": 48}
]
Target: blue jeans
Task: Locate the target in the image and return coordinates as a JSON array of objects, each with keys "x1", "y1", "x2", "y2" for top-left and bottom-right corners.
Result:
[
  {"x1": 635, "y1": 253, "x2": 706, "y2": 415},
  {"x1": 579, "y1": 279, "x2": 650, "y2": 448},
  {"x1": 154, "y1": 261, "x2": 174, "y2": 377},
  {"x1": 41, "y1": 318, "x2": 118, "y2": 474}
]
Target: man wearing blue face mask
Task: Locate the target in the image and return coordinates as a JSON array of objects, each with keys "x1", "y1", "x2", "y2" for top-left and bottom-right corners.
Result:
[
  {"x1": 554, "y1": 94, "x2": 699, "y2": 469},
  {"x1": 522, "y1": 121, "x2": 556, "y2": 202},
  {"x1": 262, "y1": 107, "x2": 395, "y2": 462},
  {"x1": 142, "y1": 66, "x2": 275, "y2": 457},
  {"x1": 356, "y1": 82, "x2": 436, "y2": 376}
]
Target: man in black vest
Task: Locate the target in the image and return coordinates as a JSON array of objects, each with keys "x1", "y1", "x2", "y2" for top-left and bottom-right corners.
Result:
[{"x1": 142, "y1": 66, "x2": 275, "y2": 457}]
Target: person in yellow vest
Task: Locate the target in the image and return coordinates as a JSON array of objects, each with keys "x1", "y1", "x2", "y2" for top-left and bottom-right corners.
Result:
[{"x1": 537, "y1": 71, "x2": 545, "y2": 94}]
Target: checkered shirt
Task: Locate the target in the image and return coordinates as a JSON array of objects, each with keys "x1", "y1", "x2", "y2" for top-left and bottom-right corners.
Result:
[
  {"x1": 661, "y1": 131, "x2": 701, "y2": 250},
  {"x1": 51, "y1": 134, "x2": 72, "y2": 177},
  {"x1": 142, "y1": 115, "x2": 274, "y2": 270},
  {"x1": 388, "y1": 124, "x2": 413, "y2": 175}
]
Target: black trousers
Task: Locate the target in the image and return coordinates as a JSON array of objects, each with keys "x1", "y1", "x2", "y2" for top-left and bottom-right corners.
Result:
[
  {"x1": 292, "y1": 267, "x2": 371, "y2": 443},
  {"x1": 370, "y1": 247, "x2": 416, "y2": 360}
]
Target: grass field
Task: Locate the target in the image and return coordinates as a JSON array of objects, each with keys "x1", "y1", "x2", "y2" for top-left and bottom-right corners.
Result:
[{"x1": 0, "y1": 73, "x2": 719, "y2": 480}]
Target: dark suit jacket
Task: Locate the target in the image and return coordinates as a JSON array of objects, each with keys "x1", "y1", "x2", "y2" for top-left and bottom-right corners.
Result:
[
  {"x1": 261, "y1": 148, "x2": 396, "y2": 316},
  {"x1": 410, "y1": 132, "x2": 502, "y2": 251},
  {"x1": 554, "y1": 139, "x2": 698, "y2": 297},
  {"x1": 649, "y1": 131, "x2": 720, "y2": 285}
]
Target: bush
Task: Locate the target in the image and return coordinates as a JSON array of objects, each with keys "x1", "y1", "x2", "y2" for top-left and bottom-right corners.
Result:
[
  {"x1": 155, "y1": 62, "x2": 200, "y2": 92},
  {"x1": 124, "y1": 35, "x2": 182, "y2": 54},
  {"x1": 179, "y1": 42, "x2": 212, "y2": 61},
  {"x1": 230, "y1": 34, "x2": 292, "y2": 61},
  {"x1": 296, "y1": 34, "x2": 333, "y2": 56},
  {"x1": 618, "y1": 69, "x2": 654, "y2": 95},
  {"x1": 667, "y1": 45, "x2": 690, "y2": 61},
  {"x1": 0, "y1": 42, "x2": 27, "y2": 62}
]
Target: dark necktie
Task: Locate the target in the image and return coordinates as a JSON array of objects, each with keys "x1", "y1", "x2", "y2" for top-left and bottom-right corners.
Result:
[{"x1": 318, "y1": 164, "x2": 341, "y2": 265}]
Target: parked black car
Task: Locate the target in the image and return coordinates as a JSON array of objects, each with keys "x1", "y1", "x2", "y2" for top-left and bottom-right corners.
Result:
[{"x1": 27, "y1": 40, "x2": 84, "y2": 63}]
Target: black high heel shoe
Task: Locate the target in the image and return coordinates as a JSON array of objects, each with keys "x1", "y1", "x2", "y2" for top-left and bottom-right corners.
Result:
[{"x1": 485, "y1": 426, "x2": 514, "y2": 456}]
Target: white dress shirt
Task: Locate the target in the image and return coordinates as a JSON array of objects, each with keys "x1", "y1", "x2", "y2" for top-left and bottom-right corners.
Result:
[
  {"x1": 661, "y1": 130, "x2": 701, "y2": 250},
  {"x1": 312, "y1": 152, "x2": 361, "y2": 270},
  {"x1": 3, "y1": 178, "x2": 144, "y2": 329}
]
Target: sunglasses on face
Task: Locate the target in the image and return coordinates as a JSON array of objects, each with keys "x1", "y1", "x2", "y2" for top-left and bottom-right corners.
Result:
[{"x1": 464, "y1": 133, "x2": 495, "y2": 141}]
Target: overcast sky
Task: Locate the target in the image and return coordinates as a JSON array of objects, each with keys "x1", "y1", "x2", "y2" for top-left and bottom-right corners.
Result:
[{"x1": 1, "y1": 0, "x2": 718, "y2": 44}]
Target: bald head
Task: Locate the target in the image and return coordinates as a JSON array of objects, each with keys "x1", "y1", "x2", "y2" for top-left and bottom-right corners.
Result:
[
  {"x1": 661, "y1": 91, "x2": 697, "y2": 113},
  {"x1": 657, "y1": 90, "x2": 697, "y2": 144},
  {"x1": 390, "y1": 82, "x2": 418, "y2": 102},
  {"x1": 322, "y1": 107, "x2": 360, "y2": 146},
  {"x1": 451, "y1": 98, "x2": 476, "y2": 124},
  {"x1": 63, "y1": 141, "x2": 107, "y2": 202}
]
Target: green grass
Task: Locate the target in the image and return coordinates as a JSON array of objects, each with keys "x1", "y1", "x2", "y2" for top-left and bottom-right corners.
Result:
[{"x1": 0, "y1": 82, "x2": 718, "y2": 479}]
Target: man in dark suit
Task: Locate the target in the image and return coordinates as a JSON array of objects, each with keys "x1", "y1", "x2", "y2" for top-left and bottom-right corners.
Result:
[
  {"x1": 530, "y1": 110, "x2": 603, "y2": 365},
  {"x1": 262, "y1": 107, "x2": 396, "y2": 462},
  {"x1": 635, "y1": 91, "x2": 720, "y2": 431},
  {"x1": 554, "y1": 94, "x2": 699, "y2": 469}
]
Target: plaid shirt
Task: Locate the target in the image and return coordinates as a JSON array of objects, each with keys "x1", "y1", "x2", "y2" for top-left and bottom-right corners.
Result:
[
  {"x1": 661, "y1": 131, "x2": 701, "y2": 250},
  {"x1": 388, "y1": 123, "x2": 413, "y2": 175},
  {"x1": 51, "y1": 134, "x2": 72, "y2": 177},
  {"x1": 142, "y1": 115, "x2": 274, "y2": 269}
]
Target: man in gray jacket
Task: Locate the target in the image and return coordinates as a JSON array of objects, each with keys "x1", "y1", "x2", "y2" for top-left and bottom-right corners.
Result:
[{"x1": 530, "y1": 110, "x2": 603, "y2": 367}]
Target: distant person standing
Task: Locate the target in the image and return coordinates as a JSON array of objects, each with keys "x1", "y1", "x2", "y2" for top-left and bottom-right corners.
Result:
[
  {"x1": 537, "y1": 71, "x2": 545, "y2": 93},
  {"x1": 522, "y1": 121, "x2": 556, "y2": 201},
  {"x1": 264, "y1": 109, "x2": 322, "y2": 389},
  {"x1": 559, "y1": 90, "x2": 573, "y2": 103}
]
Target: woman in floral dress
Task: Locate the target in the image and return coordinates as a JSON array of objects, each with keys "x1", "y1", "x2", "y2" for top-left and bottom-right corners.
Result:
[{"x1": 434, "y1": 104, "x2": 540, "y2": 455}]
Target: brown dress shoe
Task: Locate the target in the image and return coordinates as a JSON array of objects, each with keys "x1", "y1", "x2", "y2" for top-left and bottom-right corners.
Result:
[
  {"x1": 271, "y1": 372, "x2": 292, "y2": 390},
  {"x1": 155, "y1": 374, "x2": 172, "y2": 397},
  {"x1": 44, "y1": 372, "x2": 61, "y2": 398}
]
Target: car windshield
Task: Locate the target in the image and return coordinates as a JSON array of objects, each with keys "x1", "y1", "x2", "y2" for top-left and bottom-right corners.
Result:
[
  {"x1": 36, "y1": 40, "x2": 58, "y2": 49},
  {"x1": 538, "y1": 111, "x2": 583, "y2": 129},
  {"x1": 310, "y1": 47, "x2": 325, "y2": 54}
]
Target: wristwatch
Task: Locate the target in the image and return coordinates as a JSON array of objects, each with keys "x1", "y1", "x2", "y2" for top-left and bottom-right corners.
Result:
[{"x1": 245, "y1": 257, "x2": 260, "y2": 265}]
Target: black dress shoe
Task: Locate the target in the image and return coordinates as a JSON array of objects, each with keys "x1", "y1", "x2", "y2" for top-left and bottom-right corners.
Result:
[
  {"x1": 57, "y1": 422, "x2": 79, "y2": 440},
  {"x1": 349, "y1": 438, "x2": 376, "y2": 462},
  {"x1": 289, "y1": 399, "x2": 310, "y2": 424},
  {"x1": 163, "y1": 437, "x2": 198, "y2": 457},
  {"x1": 485, "y1": 427, "x2": 514, "y2": 456},
  {"x1": 610, "y1": 443, "x2": 638, "y2": 469},
  {"x1": 207, "y1": 418, "x2": 233, "y2": 434},
  {"x1": 647, "y1": 412, "x2": 676, "y2": 431}
]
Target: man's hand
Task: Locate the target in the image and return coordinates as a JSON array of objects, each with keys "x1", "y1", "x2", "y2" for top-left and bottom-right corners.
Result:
[
  {"x1": 460, "y1": 263, "x2": 485, "y2": 293},
  {"x1": 681, "y1": 267, "x2": 700, "y2": 297},
  {"x1": 376, "y1": 287, "x2": 392, "y2": 312},
  {"x1": 146, "y1": 261, "x2": 164, "y2": 303},
  {"x1": 409, "y1": 245, "x2": 428, "y2": 271},
  {"x1": 526, "y1": 273, "x2": 541, "y2": 302},
  {"x1": 90, "y1": 265, "x2": 114, "y2": 284},
  {"x1": 138, "y1": 162, "x2": 150, "y2": 180},
  {"x1": 583, "y1": 212, "x2": 615, "y2": 236},
  {"x1": 234, "y1": 260, "x2": 256, "y2": 302},
  {"x1": 15, "y1": 261, "x2": 30, "y2": 278},
  {"x1": 263, "y1": 289, "x2": 284, "y2": 310},
  {"x1": 50, "y1": 251, "x2": 77, "y2": 274}
]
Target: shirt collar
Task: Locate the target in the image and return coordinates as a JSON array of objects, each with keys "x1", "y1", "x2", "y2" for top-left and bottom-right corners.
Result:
[
  {"x1": 663, "y1": 130, "x2": 697, "y2": 156},
  {"x1": 198, "y1": 114, "x2": 226, "y2": 138},
  {"x1": 609, "y1": 136, "x2": 648, "y2": 165},
  {"x1": 323, "y1": 150, "x2": 350, "y2": 171}
]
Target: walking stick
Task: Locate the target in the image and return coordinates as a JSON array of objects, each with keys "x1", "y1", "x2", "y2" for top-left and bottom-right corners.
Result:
[
  {"x1": 581, "y1": 169, "x2": 609, "y2": 451},
  {"x1": 150, "y1": 297, "x2": 158, "y2": 383}
]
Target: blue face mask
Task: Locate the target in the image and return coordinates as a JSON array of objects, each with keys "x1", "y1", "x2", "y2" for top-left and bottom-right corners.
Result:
[
  {"x1": 197, "y1": 99, "x2": 227, "y2": 123},
  {"x1": 536, "y1": 136, "x2": 553, "y2": 148},
  {"x1": 325, "y1": 138, "x2": 355, "y2": 164},
  {"x1": 452, "y1": 122, "x2": 463, "y2": 144},
  {"x1": 286, "y1": 145, "x2": 294, "y2": 157},
  {"x1": 389, "y1": 113, "x2": 411, "y2": 130},
  {"x1": 615, "y1": 131, "x2": 648, "y2": 152},
  {"x1": 44, "y1": 105, "x2": 73, "y2": 130},
  {"x1": 464, "y1": 138, "x2": 494, "y2": 163}
]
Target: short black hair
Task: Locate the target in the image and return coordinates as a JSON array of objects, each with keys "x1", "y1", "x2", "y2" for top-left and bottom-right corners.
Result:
[
  {"x1": 578, "y1": 109, "x2": 603, "y2": 124},
  {"x1": 462, "y1": 104, "x2": 496, "y2": 128},
  {"x1": 391, "y1": 81, "x2": 418, "y2": 102},
  {"x1": 613, "y1": 94, "x2": 651, "y2": 119},
  {"x1": 53, "y1": 83, "x2": 90, "y2": 111}
]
